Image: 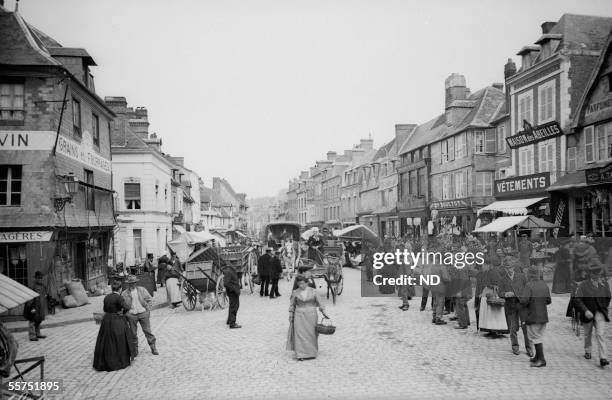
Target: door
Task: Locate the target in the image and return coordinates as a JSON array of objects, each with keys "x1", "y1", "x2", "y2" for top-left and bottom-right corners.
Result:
[{"x1": 73, "y1": 242, "x2": 86, "y2": 281}]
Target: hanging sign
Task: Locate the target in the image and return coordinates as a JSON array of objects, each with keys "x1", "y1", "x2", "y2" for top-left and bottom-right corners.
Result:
[{"x1": 506, "y1": 121, "x2": 562, "y2": 149}]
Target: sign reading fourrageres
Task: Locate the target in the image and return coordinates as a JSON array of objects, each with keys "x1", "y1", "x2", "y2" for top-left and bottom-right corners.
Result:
[{"x1": 56, "y1": 134, "x2": 111, "y2": 174}]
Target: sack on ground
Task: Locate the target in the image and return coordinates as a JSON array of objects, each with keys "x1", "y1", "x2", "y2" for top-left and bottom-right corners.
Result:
[
  {"x1": 62, "y1": 295, "x2": 78, "y2": 308},
  {"x1": 65, "y1": 280, "x2": 89, "y2": 306}
]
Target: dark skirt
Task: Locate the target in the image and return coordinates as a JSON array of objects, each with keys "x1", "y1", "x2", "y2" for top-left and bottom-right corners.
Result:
[
  {"x1": 93, "y1": 313, "x2": 135, "y2": 372},
  {"x1": 552, "y1": 262, "x2": 572, "y2": 294}
]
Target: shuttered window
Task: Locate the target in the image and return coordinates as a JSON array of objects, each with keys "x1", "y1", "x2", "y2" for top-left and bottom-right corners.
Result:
[
  {"x1": 584, "y1": 125, "x2": 594, "y2": 163},
  {"x1": 124, "y1": 182, "x2": 141, "y2": 210}
]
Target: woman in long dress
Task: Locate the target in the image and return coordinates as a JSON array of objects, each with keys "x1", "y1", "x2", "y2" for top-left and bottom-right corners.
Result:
[
  {"x1": 165, "y1": 263, "x2": 183, "y2": 308},
  {"x1": 286, "y1": 275, "x2": 328, "y2": 360},
  {"x1": 552, "y1": 240, "x2": 572, "y2": 294},
  {"x1": 477, "y1": 263, "x2": 509, "y2": 335},
  {"x1": 93, "y1": 281, "x2": 135, "y2": 371}
]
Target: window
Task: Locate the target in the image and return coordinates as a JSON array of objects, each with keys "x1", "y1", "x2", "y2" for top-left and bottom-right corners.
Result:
[
  {"x1": 497, "y1": 124, "x2": 506, "y2": 153},
  {"x1": 85, "y1": 169, "x2": 94, "y2": 211},
  {"x1": 585, "y1": 125, "x2": 594, "y2": 163},
  {"x1": 518, "y1": 91, "x2": 533, "y2": 125},
  {"x1": 92, "y1": 113, "x2": 99, "y2": 147},
  {"x1": 597, "y1": 124, "x2": 606, "y2": 161},
  {"x1": 0, "y1": 82, "x2": 24, "y2": 121},
  {"x1": 475, "y1": 172, "x2": 493, "y2": 196},
  {"x1": 440, "y1": 141, "x2": 447, "y2": 163},
  {"x1": 442, "y1": 175, "x2": 451, "y2": 200},
  {"x1": 454, "y1": 170, "x2": 467, "y2": 198},
  {"x1": 474, "y1": 131, "x2": 485, "y2": 154},
  {"x1": 72, "y1": 98, "x2": 81, "y2": 137},
  {"x1": 538, "y1": 139, "x2": 555, "y2": 174},
  {"x1": 413, "y1": 150, "x2": 420, "y2": 162},
  {"x1": 455, "y1": 133, "x2": 466, "y2": 158},
  {"x1": 410, "y1": 170, "x2": 417, "y2": 195},
  {"x1": 0, "y1": 165, "x2": 21, "y2": 206},
  {"x1": 418, "y1": 168, "x2": 426, "y2": 196},
  {"x1": 484, "y1": 130, "x2": 496, "y2": 153},
  {"x1": 133, "y1": 229, "x2": 143, "y2": 263},
  {"x1": 538, "y1": 81, "x2": 555, "y2": 123},
  {"x1": 519, "y1": 146, "x2": 534, "y2": 175},
  {"x1": 567, "y1": 147, "x2": 577, "y2": 172},
  {"x1": 124, "y1": 182, "x2": 141, "y2": 210},
  {"x1": 401, "y1": 172, "x2": 409, "y2": 198},
  {"x1": 448, "y1": 137, "x2": 455, "y2": 161}
]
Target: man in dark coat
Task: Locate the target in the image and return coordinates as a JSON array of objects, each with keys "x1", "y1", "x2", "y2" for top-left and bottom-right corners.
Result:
[
  {"x1": 223, "y1": 263, "x2": 241, "y2": 329},
  {"x1": 269, "y1": 251, "x2": 283, "y2": 299},
  {"x1": 24, "y1": 271, "x2": 47, "y2": 341},
  {"x1": 499, "y1": 258, "x2": 532, "y2": 357},
  {"x1": 257, "y1": 248, "x2": 272, "y2": 297},
  {"x1": 453, "y1": 260, "x2": 472, "y2": 330},
  {"x1": 574, "y1": 265, "x2": 611, "y2": 367},
  {"x1": 519, "y1": 266, "x2": 551, "y2": 368}
]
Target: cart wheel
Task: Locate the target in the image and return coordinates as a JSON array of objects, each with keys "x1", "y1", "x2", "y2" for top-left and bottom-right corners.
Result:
[
  {"x1": 216, "y1": 275, "x2": 229, "y2": 309},
  {"x1": 180, "y1": 280, "x2": 197, "y2": 311}
]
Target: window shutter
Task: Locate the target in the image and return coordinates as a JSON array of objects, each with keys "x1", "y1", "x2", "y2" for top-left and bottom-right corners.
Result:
[
  {"x1": 585, "y1": 126, "x2": 594, "y2": 163},
  {"x1": 485, "y1": 130, "x2": 496, "y2": 153},
  {"x1": 124, "y1": 183, "x2": 141, "y2": 200}
]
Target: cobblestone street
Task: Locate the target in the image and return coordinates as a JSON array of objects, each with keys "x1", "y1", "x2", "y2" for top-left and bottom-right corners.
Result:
[{"x1": 9, "y1": 269, "x2": 612, "y2": 400}]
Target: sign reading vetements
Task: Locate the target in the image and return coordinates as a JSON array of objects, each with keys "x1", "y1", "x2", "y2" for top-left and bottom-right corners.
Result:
[
  {"x1": 494, "y1": 172, "x2": 550, "y2": 197},
  {"x1": 506, "y1": 121, "x2": 563, "y2": 149}
]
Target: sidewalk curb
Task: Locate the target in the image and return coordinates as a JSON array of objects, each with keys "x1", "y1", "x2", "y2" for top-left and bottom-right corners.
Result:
[{"x1": 7, "y1": 302, "x2": 168, "y2": 333}]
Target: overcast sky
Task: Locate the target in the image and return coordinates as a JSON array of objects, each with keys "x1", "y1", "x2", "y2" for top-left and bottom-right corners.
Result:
[{"x1": 11, "y1": 0, "x2": 612, "y2": 198}]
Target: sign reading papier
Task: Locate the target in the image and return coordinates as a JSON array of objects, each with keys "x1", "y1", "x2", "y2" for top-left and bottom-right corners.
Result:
[
  {"x1": 0, "y1": 131, "x2": 55, "y2": 150},
  {"x1": 0, "y1": 231, "x2": 53, "y2": 243},
  {"x1": 56, "y1": 135, "x2": 111, "y2": 174}
]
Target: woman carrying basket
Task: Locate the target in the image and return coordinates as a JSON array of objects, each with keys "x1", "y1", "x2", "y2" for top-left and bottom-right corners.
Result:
[{"x1": 286, "y1": 275, "x2": 329, "y2": 361}]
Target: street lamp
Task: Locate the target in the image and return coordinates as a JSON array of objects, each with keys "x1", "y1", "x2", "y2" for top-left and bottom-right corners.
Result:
[{"x1": 53, "y1": 173, "x2": 80, "y2": 212}]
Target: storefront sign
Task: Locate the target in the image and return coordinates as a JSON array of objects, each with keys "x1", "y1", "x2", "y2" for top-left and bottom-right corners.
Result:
[
  {"x1": 585, "y1": 96, "x2": 612, "y2": 116},
  {"x1": 494, "y1": 172, "x2": 550, "y2": 197},
  {"x1": 586, "y1": 162, "x2": 612, "y2": 184},
  {"x1": 505, "y1": 121, "x2": 563, "y2": 149},
  {"x1": 0, "y1": 231, "x2": 53, "y2": 243},
  {"x1": 0, "y1": 130, "x2": 55, "y2": 151},
  {"x1": 56, "y1": 134, "x2": 111, "y2": 174},
  {"x1": 430, "y1": 198, "x2": 471, "y2": 210}
]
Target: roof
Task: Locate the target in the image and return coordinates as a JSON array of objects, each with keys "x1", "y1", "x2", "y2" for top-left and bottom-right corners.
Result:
[
  {"x1": 546, "y1": 170, "x2": 587, "y2": 191},
  {"x1": 398, "y1": 85, "x2": 504, "y2": 155},
  {"x1": 489, "y1": 100, "x2": 509, "y2": 124},
  {"x1": 0, "y1": 10, "x2": 59, "y2": 66},
  {"x1": 47, "y1": 47, "x2": 96, "y2": 65},
  {"x1": 372, "y1": 138, "x2": 397, "y2": 161},
  {"x1": 200, "y1": 186, "x2": 213, "y2": 202},
  {"x1": 550, "y1": 14, "x2": 612, "y2": 53},
  {"x1": 0, "y1": 273, "x2": 39, "y2": 313}
]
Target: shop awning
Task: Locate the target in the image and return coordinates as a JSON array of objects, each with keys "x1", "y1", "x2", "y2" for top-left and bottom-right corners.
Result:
[
  {"x1": 546, "y1": 171, "x2": 587, "y2": 191},
  {"x1": 173, "y1": 225, "x2": 186, "y2": 234},
  {"x1": 333, "y1": 224, "x2": 382, "y2": 246},
  {"x1": 477, "y1": 197, "x2": 547, "y2": 216},
  {"x1": 473, "y1": 215, "x2": 559, "y2": 233},
  {"x1": 0, "y1": 273, "x2": 39, "y2": 313}
]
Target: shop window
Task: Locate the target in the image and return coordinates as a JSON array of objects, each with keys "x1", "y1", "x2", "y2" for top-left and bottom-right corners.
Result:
[
  {"x1": 72, "y1": 98, "x2": 81, "y2": 138},
  {"x1": 85, "y1": 169, "x2": 94, "y2": 211},
  {"x1": 133, "y1": 229, "x2": 143, "y2": 264},
  {"x1": 92, "y1": 113, "x2": 99, "y2": 147},
  {"x1": 538, "y1": 80, "x2": 555, "y2": 124},
  {"x1": 0, "y1": 165, "x2": 21, "y2": 206},
  {"x1": 518, "y1": 146, "x2": 534, "y2": 175},
  {"x1": 1, "y1": 244, "x2": 28, "y2": 286},
  {"x1": 0, "y1": 82, "x2": 25, "y2": 121},
  {"x1": 124, "y1": 182, "x2": 141, "y2": 210},
  {"x1": 475, "y1": 172, "x2": 493, "y2": 196}
]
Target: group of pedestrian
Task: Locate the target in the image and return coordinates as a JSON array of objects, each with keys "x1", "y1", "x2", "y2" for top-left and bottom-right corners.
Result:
[{"x1": 257, "y1": 248, "x2": 283, "y2": 299}]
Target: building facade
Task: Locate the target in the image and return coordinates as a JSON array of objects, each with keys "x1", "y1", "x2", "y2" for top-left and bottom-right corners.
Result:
[{"x1": 0, "y1": 9, "x2": 115, "y2": 297}]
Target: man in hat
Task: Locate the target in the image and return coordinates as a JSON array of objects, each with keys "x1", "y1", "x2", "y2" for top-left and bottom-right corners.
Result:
[
  {"x1": 269, "y1": 251, "x2": 283, "y2": 299},
  {"x1": 499, "y1": 257, "x2": 532, "y2": 357},
  {"x1": 122, "y1": 275, "x2": 158, "y2": 355},
  {"x1": 24, "y1": 271, "x2": 48, "y2": 341},
  {"x1": 223, "y1": 262, "x2": 241, "y2": 328},
  {"x1": 519, "y1": 265, "x2": 551, "y2": 367},
  {"x1": 518, "y1": 234, "x2": 532, "y2": 268},
  {"x1": 574, "y1": 264, "x2": 611, "y2": 368},
  {"x1": 257, "y1": 248, "x2": 272, "y2": 297}
]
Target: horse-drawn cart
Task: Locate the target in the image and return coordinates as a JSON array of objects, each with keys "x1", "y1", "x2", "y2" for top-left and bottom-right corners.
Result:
[
  {"x1": 180, "y1": 248, "x2": 227, "y2": 311},
  {"x1": 218, "y1": 245, "x2": 257, "y2": 294},
  {"x1": 298, "y1": 245, "x2": 344, "y2": 304}
]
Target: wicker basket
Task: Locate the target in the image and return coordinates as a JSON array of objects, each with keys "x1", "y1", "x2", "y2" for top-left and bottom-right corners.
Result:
[{"x1": 315, "y1": 316, "x2": 336, "y2": 335}]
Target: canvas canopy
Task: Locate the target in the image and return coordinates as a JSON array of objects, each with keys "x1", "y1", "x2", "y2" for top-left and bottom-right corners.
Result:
[
  {"x1": 333, "y1": 224, "x2": 382, "y2": 246},
  {"x1": 0, "y1": 273, "x2": 39, "y2": 313},
  {"x1": 167, "y1": 230, "x2": 216, "y2": 261},
  {"x1": 477, "y1": 197, "x2": 547, "y2": 216},
  {"x1": 473, "y1": 215, "x2": 559, "y2": 233}
]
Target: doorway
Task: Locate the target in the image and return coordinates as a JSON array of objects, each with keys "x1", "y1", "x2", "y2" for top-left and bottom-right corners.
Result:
[{"x1": 73, "y1": 242, "x2": 86, "y2": 281}]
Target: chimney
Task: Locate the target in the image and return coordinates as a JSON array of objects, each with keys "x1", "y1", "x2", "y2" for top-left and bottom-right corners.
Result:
[
  {"x1": 541, "y1": 21, "x2": 556, "y2": 34},
  {"x1": 359, "y1": 138, "x2": 374, "y2": 151},
  {"x1": 343, "y1": 149, "x2": 353, "y2": 161},
  {"x1": 351, "y1": 147, "x2": 365, "y2": 164},
  {"x1": 395, "y1": 124, "x2": 417, "y2": 148},
  {"x1": 326, "y1": 151, "x2": 337, "y2": 161},
  {"x1": 445, "y1": 73, "x2": 468, "y2": 108},
  {"x1": 104, "y1": 96, "x2": 128, "y2": 114},
  {"x1": 504, "y1": 58, "x2": 517, "y2": 114}
]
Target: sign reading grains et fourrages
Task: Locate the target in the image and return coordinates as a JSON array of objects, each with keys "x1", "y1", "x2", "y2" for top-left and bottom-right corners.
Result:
[{"x1": 56, "y1": 135, "x2": 111, "y2": 175}]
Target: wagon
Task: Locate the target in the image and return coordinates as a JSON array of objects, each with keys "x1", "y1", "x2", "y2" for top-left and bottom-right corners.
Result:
[
  {"x1": 297, "y1": 244, "x2": 344, "y2": 305},
  {"x1": 264, "y1": 221, "x2": 302, "y2": 280},
  {"x1": 218, "y1": 245, "x2": 258, "y2": 294},
  {"x1": 180, "y1": 248, "x2": 228, "y2": 311}
]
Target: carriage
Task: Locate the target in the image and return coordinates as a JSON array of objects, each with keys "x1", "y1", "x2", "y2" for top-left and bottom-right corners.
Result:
[
  {"x1": 264, "y1": 221, "x2": 302, "y2": 280},
  {"x1": 298, "y1": 244, "x2": 344, "y2": 304},
  {"x1": 180, "y1": 244, "x2": 257, "y2": 311}
]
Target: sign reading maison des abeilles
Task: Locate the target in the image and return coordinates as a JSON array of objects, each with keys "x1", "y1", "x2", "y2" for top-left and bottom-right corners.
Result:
[
  {"x1": 56, "y1": 134, "x2": 111, "y2": 175},
  {"x1": 586, "y1": 162, "x2": 612, "y2": 185},
  {"x1": 494, "y1": 172, "x2": 550, "y2": 197},
  {"x1": 505, "y1": 121, "x2": 563, "y2": 149}
]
